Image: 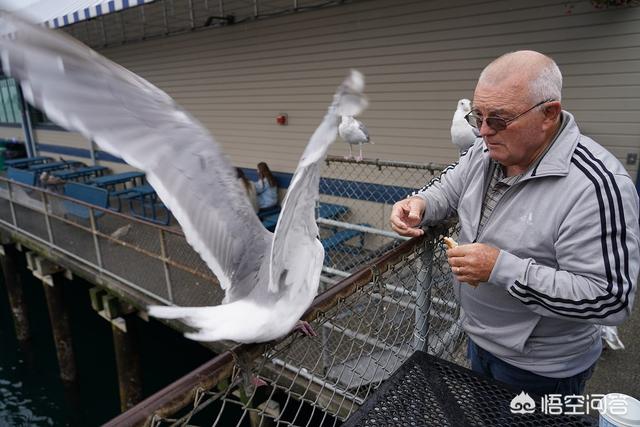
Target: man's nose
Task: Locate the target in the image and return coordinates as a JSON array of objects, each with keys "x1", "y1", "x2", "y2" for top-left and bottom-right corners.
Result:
[{"x1": 479, "y1": 119, "x2": 497, "y2": 137}]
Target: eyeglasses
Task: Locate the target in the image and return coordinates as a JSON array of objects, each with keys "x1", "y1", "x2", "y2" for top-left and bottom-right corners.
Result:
[{"x1": 465, "y1": 99, "x2": 555, "y2": 132}]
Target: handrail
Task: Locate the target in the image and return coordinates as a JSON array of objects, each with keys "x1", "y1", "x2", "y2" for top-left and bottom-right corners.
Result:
[{"x1": 102, "y1": 222, "x2": 452, "y2": 427}]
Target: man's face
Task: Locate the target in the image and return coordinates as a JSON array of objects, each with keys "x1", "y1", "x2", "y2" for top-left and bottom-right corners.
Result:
[{"x1": 472, "y1": 80, "x2": 549, "y2": 168}]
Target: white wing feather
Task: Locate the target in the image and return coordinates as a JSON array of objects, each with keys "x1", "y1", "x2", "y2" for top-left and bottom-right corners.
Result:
[{"x1": 0, "y1": 13, "x2": 270, "y2": 297}]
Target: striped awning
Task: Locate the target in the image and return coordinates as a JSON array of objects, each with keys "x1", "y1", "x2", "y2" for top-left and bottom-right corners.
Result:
[{"x1": 2, "y1": 0, "x2": 155, "y2": 29}]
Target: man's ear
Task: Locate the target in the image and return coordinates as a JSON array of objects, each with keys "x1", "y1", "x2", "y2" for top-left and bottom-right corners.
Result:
[{"x1": 542, "y1": 101, "x2": 562, "y2": 129}]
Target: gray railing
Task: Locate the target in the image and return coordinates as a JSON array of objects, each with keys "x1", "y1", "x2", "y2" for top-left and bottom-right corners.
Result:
[
  {"x1": 104, "y1": 221, "x2": 463, "y2": 427},
  {"x1": 0, "y1": 158, "x2": 464, "y2": 426}
]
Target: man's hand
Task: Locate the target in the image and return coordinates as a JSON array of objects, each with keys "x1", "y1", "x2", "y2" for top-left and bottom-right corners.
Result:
[
  {"x1": 389, "y1": 196, "x2": 426, "y2": 237},
  {"x1": 447, "y1": 243, "x2": 500, "y2": 287}
]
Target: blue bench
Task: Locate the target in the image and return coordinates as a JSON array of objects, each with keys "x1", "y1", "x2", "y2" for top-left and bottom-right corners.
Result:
[
  {"x1": 63, "y1": 182, "x2": 109, "y2": 220},
  {"x1": 7, "y1": 167, "x2": 38, "y2": 187},
  {"x1": 257, "y1": 205, "x2": 281, "y2": 220},
  {"x1": 261, "y1": 202, "x2": 351, "y2": 231},
  {"x1": 122, "y1": 184, "x2": 171, "y2": 225},
  {"x1": 52, "y1": 165, "x2": 109, "y2": 182},
  {"x1": 316, "y1": 202, "x2": 349, "y2": 220},
  {"x1": 5, "y1": 156, "x2": 52, "y2": 169},
  {"x1": 322, "y1": 223, "x2": 369, "y2": 263},
  {"x1": 261, "y1": 213, "x2": 279, "y2": 232}
]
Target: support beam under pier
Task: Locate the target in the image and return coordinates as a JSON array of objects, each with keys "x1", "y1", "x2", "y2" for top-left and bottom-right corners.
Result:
[
  {"x1": 0, "y1": 243, "x2": 31, "y2": 344},
  {"x1": 91, "y1": 288, "x2": 143, "y2": 411}
]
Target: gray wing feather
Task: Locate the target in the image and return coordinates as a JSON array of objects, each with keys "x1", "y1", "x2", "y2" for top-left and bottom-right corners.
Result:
[
  {"x1": 0, "y1": 13, "x2": 270, "y2": 296},
  {"x1": 357, "y1": 121, "x2": 370, "y2": 142},
  {"x1": 269, "y1": 71, "x2": 367, "y2": 292}
]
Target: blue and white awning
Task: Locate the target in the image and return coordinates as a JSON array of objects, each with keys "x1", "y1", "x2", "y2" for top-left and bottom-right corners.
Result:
[
  {"x1": 48, "y1": 0, "x2": 156, "y2": 28},
  {"x1": 0, "y1": 0, "x2": 155, "y2": 29}
]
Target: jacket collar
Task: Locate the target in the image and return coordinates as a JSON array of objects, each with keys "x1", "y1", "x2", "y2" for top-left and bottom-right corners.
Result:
[{"x1": 480, "y1": 111, "x2": 580, "y2": 180}]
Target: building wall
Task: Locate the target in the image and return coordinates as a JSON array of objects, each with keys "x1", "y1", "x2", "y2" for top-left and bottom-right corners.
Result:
[
  {"x1": 0, "y1": 127, "x2": 23, "y2": 140},
  {"x1": 3, "y1": 0, "x2": 640, "y2": 182}
]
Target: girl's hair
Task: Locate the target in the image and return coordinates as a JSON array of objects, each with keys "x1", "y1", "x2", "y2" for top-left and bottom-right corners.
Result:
[
  {"x1": 236, "y1": 167, "x2": 251, "y2": 193},
  {"x1": 257, "y1": 162, "x2": 277, "y2": 187}
]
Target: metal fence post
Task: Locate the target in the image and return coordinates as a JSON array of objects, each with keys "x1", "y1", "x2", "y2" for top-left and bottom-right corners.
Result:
[
  {"x1": 413, "y1": 242, "x2": 433, "y2": 352},
  {"x1": 88, "y1": 207, "x2": 103, "y2": 269},
  {"x1": 158, "y1": 228, "x2": 174, "y2": 303}
]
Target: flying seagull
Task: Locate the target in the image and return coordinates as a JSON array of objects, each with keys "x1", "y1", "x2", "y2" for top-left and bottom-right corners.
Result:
[
  {"x1": 339, "y1": 115, "x2": 372, "y2": 161},
  {"x1": 0, "y1": 13, "x2": 367, "y2": 344},
  {"x1": 450, "y1": 98, "x2": 479, "y2": 154}
]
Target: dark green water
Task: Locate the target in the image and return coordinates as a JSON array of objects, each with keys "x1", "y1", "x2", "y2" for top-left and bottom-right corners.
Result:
[{"x1": 0, "y1": 255, "x2": 214, "y2": 426}]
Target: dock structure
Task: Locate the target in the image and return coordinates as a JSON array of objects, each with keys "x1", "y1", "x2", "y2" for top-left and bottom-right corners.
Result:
[{"x1": 0, "y1": 155, "x2": 466, "y2": 426}]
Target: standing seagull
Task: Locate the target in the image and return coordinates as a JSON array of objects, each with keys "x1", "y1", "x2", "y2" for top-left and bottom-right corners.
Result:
[
  {"x1": 450, "y1": 98, "x2": 479, "y2": 154},
  {"x1": 339, "y1": 115, "x2": 372, "y2": 161},
  {"x1": 0, "y1": 13, "x2": 367, "y2": 344}
]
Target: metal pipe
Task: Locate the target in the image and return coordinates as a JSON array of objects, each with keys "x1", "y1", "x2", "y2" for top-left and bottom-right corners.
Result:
[
  {"x1": 89, "y1": 140, "x2": 97, "y2": 165},
  {"x1": 270, "y1": 357, "x2": 365, "y2": 405},
  {"x1": 413, "y1": 247, "x2": 433, "y2": 351},
  {"x1": 15, "y1": 84, "x2": 36, "y2": 157},
  {"x1": 162, "y1": 0, "x2": 170, "y2": 35},
  {"x1": 321, "y1": 265, "x2": 349, "y2": 277},
  {"x1": 88, "y1": 207, "x2": 104, "y2": 269},
  {"x1": 158, "y1": 229, "x2": 174, "y2": 302},
  {"x1": 41, "y1": 191, "x2": 54, "y2": 244},
  {"x1": 316, "y1": 218, "x2": 409, "y2": 241},
  {"x1": 188, "y1": 0, "x2": 195, "y2": 29},
  {"x1": 325, "y1": 155, "x2": 448, "y2": 173},
  {"x1": 100, "y1": 18, "x2": 108, "y2": 46},
  {"x1": 323, "y1": 321, "x2": 413, "y2": 360}
]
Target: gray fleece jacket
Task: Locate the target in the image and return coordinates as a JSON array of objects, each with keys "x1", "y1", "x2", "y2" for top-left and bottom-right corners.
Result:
[{"x1": 415, "y1": 112, "x2": 639, "y2": 378}]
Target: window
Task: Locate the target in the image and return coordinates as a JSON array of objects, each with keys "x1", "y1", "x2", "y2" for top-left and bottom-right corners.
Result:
[
  {"x1": 0, "y1": 77, "x2": 56, "y2": 127},
  {"x1": 0, "y1": 77, "x2": 22, "y2": 125}
]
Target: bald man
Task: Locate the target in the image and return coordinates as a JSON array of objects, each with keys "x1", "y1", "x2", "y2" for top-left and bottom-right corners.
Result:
[{"x1": 390, "y1": 51, "x2": 639, "y2": 396}]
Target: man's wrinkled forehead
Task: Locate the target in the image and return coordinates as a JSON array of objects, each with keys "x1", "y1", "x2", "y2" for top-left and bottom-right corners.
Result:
[{"x1": 472, "y1": 79, "x2": 529, "y2": 113}]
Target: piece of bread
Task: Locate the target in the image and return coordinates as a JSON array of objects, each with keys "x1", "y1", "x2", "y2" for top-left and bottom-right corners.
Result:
[{"x1": 443, "y1": 237, "x2": 458, "y2": 249}]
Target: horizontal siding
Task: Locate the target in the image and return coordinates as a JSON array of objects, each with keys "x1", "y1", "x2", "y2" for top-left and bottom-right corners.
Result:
[
  {"x1": 0, "y1": 127, "x2": 23, "y2": 140},
  {"x1": 8, "y1": 0, "x2": 639, "y2": 183}
]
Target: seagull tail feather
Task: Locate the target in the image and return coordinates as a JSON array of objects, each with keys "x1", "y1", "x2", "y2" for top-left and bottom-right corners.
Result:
[{"x1": 147, "y1": 305, "x2": 200, "y2": 319}]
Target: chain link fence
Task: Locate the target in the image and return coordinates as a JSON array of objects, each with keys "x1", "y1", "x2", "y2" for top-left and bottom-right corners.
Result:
[
  {"x1": 138, "y1": 222, "x2": 464, "y2": 427},
  {"x1": 1, "y1": 157, "x2": 467, "y2": 426},
  {"x1": 317, "y1": 156, "x2": 447, "y2": 278}
]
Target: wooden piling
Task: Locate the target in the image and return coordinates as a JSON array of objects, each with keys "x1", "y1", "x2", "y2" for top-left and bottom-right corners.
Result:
[
  {"x1": 0, "y1": 244, "x2": 31, "y2": 343},
  {"x1": 112, "y1": 315, "x2": 143, "y2": 411},
  {"x1": 42, "y1": 272, "x2": 78, "y2": 384}
]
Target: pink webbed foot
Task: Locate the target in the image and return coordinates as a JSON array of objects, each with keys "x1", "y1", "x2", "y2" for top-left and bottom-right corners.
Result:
[
  {"x1": 251, "y1": 375, "x2": 267, "y2": 388},
  {"x1": 294, "y1": 320, "x2": 318, "y2": 337}
]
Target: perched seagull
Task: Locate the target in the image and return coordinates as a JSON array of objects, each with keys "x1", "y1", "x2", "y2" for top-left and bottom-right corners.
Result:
[
  {"x1": 450, "y1": 98, "x2": 479, "y2": 154},
  {"x1": 601, "y1": 325, "x2": 625, "y2": 350},
  {"x1": 110, "y1": 224, "x2": 133, "y2": 240},
  {"x1": 339, "y1": 115, "x2": 372, "y2": 161},
  {"x1": 39, "y1": 171, "x2": 49, "y2": 186},
  {"x1": 0, "y1": 13, "x2": 367, "y2": 344}
]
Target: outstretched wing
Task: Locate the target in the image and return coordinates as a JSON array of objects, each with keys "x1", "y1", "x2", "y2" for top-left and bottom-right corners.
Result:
[
  {"x1": 269, "y1": 70, "x2": 367, "y2": 292},
  {"x1": 0, "y1": 13, "x2": 271, "y2": 295}
]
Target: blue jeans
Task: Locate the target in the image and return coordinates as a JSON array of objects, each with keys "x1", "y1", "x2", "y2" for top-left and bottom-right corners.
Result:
[{"x1": 467, "y1": 339, "x2": 596, "y2": 396}]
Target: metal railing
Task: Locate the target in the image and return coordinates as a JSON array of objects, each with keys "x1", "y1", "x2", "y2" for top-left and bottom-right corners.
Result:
[
  {"x1": 0, "y1": 157, "x2": 447, "y2": 311},
  {"x1": 317, "y1": 156, "x2": 447, "y2": 277},
  {"x1": 104, "y1": 221, "x2": 463, "y2": 426},
  {"x1": 0, "y1": 158, "x2": 463, "y2": 426}
]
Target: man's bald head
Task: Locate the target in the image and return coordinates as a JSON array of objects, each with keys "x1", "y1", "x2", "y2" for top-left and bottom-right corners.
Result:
[{"x1": 478, "y1": 50, "x2": 562, "y2": 103}]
